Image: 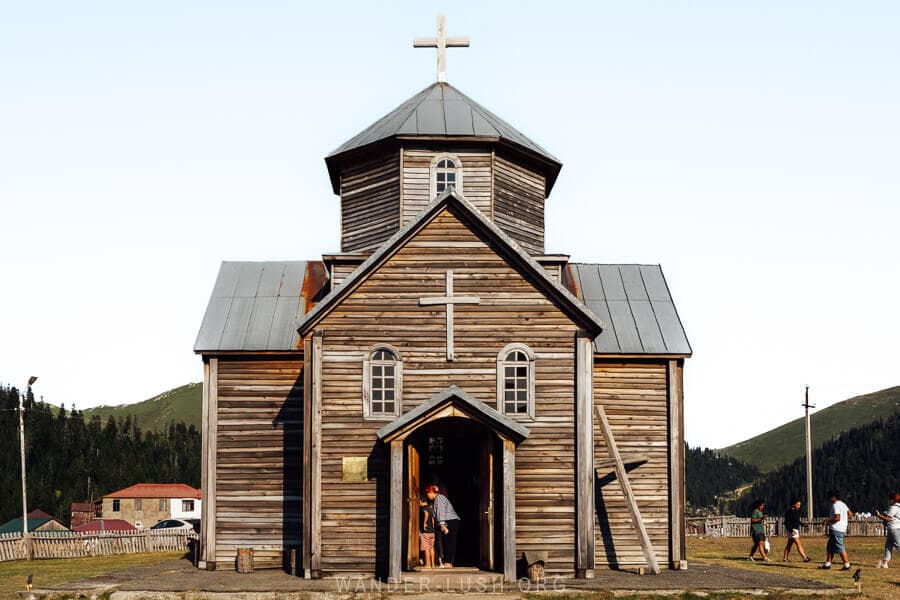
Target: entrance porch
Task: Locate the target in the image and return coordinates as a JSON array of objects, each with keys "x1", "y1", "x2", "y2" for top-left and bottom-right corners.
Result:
[{"x1": 376, "y1": 385, "x2": 529, "y2": 582}]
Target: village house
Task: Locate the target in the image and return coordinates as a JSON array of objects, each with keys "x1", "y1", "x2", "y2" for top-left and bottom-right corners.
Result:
[
  {"x1": 101, "y1": 483, "x2": 201, "y2": 529},
  {"x1": 195, "y1": 18, "x2": 690, "y2": 581},
  {"x1": 0, "y1": 509, "x2": 68, "y2": 534},
  {"x1": 70, "y1": 502, "x2": 99, "y2": 529}
]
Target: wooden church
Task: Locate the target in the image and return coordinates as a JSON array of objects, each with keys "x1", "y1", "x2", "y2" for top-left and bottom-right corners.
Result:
[{"x1": 195, "y1": 18, "x2": 691, "y2": 582}]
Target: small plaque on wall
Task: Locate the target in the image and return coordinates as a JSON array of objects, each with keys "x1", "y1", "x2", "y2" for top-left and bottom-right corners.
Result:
[{"x1": 342, "y1": 456, "x2": 368, "y2": 482}]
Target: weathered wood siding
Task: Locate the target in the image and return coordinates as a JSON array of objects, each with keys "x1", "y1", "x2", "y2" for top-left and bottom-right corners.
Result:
[
  {"x1": 214, "y1": 356, "x2": 304, "y2": 568},
  {"x1": 340, "y1": 152, "x2": 401, "y2": 252},
  {"x1": 593, "y1": 360, "x2": 671, "y2": 567},
  {"x1": 401, "y1": 148, "x2": 493, "y2": 222},
  {"x1": 313, "y1": 206, "x2": 580, "y2": 576},
  {"x1": 493, "y1": 155, "x2": 545, "y2": 254}
]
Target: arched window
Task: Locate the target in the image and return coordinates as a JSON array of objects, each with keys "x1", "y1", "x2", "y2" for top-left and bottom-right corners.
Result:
[
  {"x1": 363, "y1": 345, "x2": 402, "y2": 419},
  {"x1": 430, "y1": 154, "x2": 462, "y2": 198},
  {"x1": 496, "y1": 343, "x2": 535, "y2": 417}
]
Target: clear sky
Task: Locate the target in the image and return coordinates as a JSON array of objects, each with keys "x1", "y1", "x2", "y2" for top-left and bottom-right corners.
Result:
[{"x1": 1, "y1": 2, "x2": 898, "y2": 449}]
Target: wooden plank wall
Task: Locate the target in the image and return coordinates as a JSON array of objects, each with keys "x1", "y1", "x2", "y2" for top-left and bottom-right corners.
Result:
[
  {"x1": 340, "y1": 151, "x2": 401, "y2": 252},
  {"x1": 593, "y1": 360, "x2": 671, "y2": 567},
  {"x1": 401, "y1": 148, "x2": 492, "y2": 222},
  {"x1": 313, "y1": 206, "x2": 580, "y2": 576},
  {"x1": 493, "y1": 155, "x2": 545, "y2": 255},
  {"x1": 214, "y1": 356, "x2": 304, "y2": 568}
]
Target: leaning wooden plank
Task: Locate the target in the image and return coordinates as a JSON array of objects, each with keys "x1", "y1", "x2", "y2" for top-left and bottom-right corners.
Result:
[{"x1": 594, "y1": 404, "x2": 660, "y2": 575}]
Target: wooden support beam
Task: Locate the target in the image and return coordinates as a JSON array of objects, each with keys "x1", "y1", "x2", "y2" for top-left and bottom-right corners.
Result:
[
  {"x1": 502, "y1": 438, "x2": 516, "y2": 583},
  {"x1": 302, "y1": 337, "x2": 312, "y2": 576},
  {"x1": 199, "y1": 358, "x2": 209, "y2": 569},
  {"x1": 668, "y1": 359, "x2": 686, "y2": 569},
  {"x1": 594, "y1": 404, "x2": 660, "y2": 575},
  {"x1": 575, "y1": 333, "x2": 595, "y2": 578},
  {"x1": 203, "y1": 358, "x2": 218, "y2": 570},
  {"x1": 389, "y1": 439, "x2": 403, "y2": 582},
  {"x1": 302, "y1": 334, "x2": 323, "y2": 577}
]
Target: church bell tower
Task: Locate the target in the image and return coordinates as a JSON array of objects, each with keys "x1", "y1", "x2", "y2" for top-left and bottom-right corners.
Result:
[{"x1": 323, "y1": 17, "x2": 563, "y2": 264}]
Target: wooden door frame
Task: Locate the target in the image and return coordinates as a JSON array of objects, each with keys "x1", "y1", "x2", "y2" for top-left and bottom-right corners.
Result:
[{"x1": 387, "y1": 420, "x2": 518, "y2": 583}]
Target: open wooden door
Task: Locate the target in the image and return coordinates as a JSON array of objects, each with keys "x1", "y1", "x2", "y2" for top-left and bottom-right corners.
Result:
[
  {"x1": 406, "y1": 441, "x2": 421, "y2": 570},
  {"x1": 479, "y1": 432, "x2": 495, "y2": 570}
]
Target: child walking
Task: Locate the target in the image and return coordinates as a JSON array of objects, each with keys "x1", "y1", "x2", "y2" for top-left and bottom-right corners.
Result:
[{"x1": 419, "y1": 496, "x2": 436, "y2": 569}]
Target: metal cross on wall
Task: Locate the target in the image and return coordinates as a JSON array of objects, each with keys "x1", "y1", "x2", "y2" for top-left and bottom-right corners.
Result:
[
  {"x1": 413, "y1": 15, "x2": 470, "y2": 83},
  {"x1": 419, "y1": 270, "x2": 480, "y2": 361}
]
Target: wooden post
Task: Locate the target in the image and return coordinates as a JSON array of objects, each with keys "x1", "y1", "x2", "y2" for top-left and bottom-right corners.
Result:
[
  {"x1": 575, "y1": 333, "x2": 595, "y2": 578},
  {"x1": 302, "y1": 333, "x2": 323, "y2": 577},
  {"x1": 302, "y1": 337, "x2": 312, "y2": 576},
  {"x1": 201, "y1": 358, "x2": 218, "y2": 570},
  {"x1": 667, "y1": 359, "x2": 685, "y2": 569},
  {"x1": 595, "y1": 404, "x2": 660, "y2": 575},
  {"x1": 502, "y1": 438, "x2": 516, "y2": 583},
  {"x1": 389, "y1": 439, "x2": 403, "y2": 582}
]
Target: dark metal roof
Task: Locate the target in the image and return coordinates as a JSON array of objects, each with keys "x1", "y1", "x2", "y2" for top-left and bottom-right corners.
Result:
[
  {"x1": 569, "y1": 264, "x2": 691, "y2": 356},
  {"x1": 325, "y1": 82, "x2": 562, "y2": 193},
  {"x1": 329, "y1": 82, "x2": 557, "y2": 161},
  {"x1": 194, "y1": 261, "x2": 324, "y2": 353},
  {"x1": 376, "y1": 385, "x2": 530, "y2": 443}
]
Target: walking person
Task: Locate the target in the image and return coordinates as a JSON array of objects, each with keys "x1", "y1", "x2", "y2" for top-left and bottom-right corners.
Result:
[
  {"x1": 748, "y1": 499, "x2": 770, "y2": 563},
  {"x1": 425, "y1": 484, "x2": 461, "y2": 568},
  {"x1": 875, "y1": 491, "x2": 900, "y2": 568},
  {"x1": 782, "y1": 498, "x2": 811, "y2": 562},
  {"x1": 820, "y1": 489, "x2": 853, "y2": 570}
]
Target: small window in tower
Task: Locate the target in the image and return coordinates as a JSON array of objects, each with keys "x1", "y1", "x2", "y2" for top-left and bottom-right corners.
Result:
[{"x1": 430, "y1": 155, "x2": 463, "y2": 198}]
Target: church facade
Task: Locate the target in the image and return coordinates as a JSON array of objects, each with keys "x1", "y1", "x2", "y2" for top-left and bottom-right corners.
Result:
[{"x1": 195, "y1": 79, "x2": 691, "y2": 581}]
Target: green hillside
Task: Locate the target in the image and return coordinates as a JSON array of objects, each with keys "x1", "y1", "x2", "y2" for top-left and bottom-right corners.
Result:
[
  {"x1": 83, "y1": 382, "x2": 202, "y2": 432},
  {"x1": 721, "y1": 385, "x2": 900, "y2": 472}
]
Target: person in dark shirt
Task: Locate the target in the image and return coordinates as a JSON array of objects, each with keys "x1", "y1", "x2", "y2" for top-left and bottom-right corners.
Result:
[
  {"x1": 419, "y1": 496, "x2": 436, "y2": 569},
  {"x1": 782, "y1": 498, "x2": 811, "y2": 562}
]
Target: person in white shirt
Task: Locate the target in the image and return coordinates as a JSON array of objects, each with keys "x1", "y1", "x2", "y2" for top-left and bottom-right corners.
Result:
[
  {"x1": 819, "y1": 489, "x2": 853, "y2": 570},
  {"x1": 875, "y1": 492, "x2": 900, "y2": 568}
]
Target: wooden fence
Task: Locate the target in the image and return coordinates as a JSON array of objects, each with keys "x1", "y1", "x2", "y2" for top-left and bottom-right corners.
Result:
[
  {"x1": 0, "y1": 530, "x2": 197, "y2": 562},
  {"x1": 687, "y1": 516, "x2": 887, "y2": 538}
]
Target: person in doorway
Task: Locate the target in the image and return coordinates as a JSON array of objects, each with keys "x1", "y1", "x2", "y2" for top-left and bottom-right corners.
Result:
[
  {"x1": 419, "y1": 496, "x2": 436, "y2": 569},
  {"x1": 748, "y1": 499, "x2": 770, "y2": 562},
  {"x1": 875, "y1": 491, "x2": 900, "y2": 568},
  {"x1": 782, "y1": 498, "x2": 811, "y2": 562},
  {"x1": 820, "y1": 489, "x2": 853, "y2": 570},
  {"x1": 426, "y1": 483, "x2": 460, "y2": 568}
]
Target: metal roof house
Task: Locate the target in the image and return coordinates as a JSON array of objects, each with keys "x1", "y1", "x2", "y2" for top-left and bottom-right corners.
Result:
[{"x1": 195, "y1": 30, "x2": 690, "y2": 582}]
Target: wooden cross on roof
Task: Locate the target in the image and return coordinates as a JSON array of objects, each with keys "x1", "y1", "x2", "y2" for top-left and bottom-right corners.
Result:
[{"x1": 414, "y1": 15, "x2": 470, "y2": 83}]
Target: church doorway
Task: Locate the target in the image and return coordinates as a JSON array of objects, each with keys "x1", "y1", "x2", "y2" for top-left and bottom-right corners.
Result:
[{"x1": 403, "y1": 418, "x2": 501, "y2": 571}]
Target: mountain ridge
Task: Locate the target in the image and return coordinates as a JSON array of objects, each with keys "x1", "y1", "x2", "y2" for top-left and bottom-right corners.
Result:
[{"x1": 720, "y1": 385, "x2": 900, "y2": 472}]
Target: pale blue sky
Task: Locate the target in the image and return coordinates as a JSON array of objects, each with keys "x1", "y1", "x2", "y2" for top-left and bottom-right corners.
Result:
[{"x1": 1, "y1": 2, "x2": 898, "y2": 448}]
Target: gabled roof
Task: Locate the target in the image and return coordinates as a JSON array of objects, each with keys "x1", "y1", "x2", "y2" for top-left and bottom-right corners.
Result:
[
  {"x1": 376, "y1": 385, "x2": 529, "y2": 443},
  {"x1": 104, "y1": 483, "x2": 201, "y2": 499},
  {"x1": 73, "y1": 519, "x2": 137, "y2": 533},
  {"x1": 296, "y1": 189, "x2": 604, "y2": 338},
  {"x1": 194, "y1": 261, "x2": 327, "y2": 353},
  {"x1": 0, "y1": 517, "x2": 55, "y2": 534},
  {"x1": 568, "y1": 264, "x2": 691, "y2": 356},
  {"x1": 325, "y1": 82, "x2": 562, "y2": 194}
]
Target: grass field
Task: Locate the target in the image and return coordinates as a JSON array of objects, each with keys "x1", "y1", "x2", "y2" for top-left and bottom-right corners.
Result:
[
  {"x1": 83, "y1": 382, "x2": 202, "y2": 432},
  {"x1": 688, "y1": 535, "x2": 899, "y2": 599},
  {"x1": 721, "y1": 385, "x2": 900, "y2": 472},
  {"x1": 0, "y1": 551, "x2": 184, "y2": 597}
]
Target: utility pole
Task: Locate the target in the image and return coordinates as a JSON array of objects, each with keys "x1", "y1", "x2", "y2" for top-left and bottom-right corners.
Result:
[
  {"x1": 19, "y1": 376, "x2": 37, "y2": 560},
  {"x1": 802, "y1": 385, "x2": 815, "y2": 522}
]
